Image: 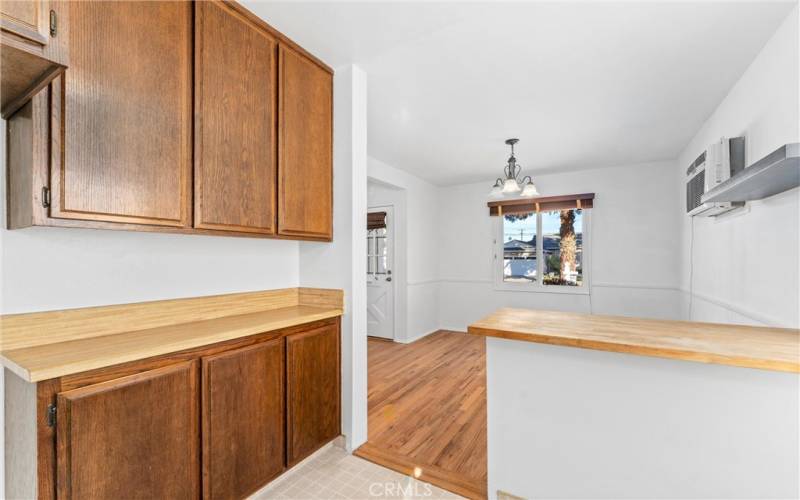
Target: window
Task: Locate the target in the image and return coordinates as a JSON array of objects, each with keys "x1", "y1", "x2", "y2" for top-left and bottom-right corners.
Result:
[
  {"x1": 366, "y1": 227, "x2": 388, "y2": 277},
  {"x1": 496, "y1": 208, "x2": 589, "y2": 292},
  {"x1": 502, "y1": 213, "x2": 538, "y2": 283}
]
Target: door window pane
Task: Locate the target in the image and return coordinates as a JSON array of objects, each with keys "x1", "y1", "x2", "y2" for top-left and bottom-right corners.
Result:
[
  {"x1": 542, "y1": 209, "x2": 583, "y2": 286},
  {"x1": 367, "y1": 226, "x2": 389, "y2": 277},
  {"x1": 503, "y1": 213, "x2": 537, "y2": 283},
  {"x1": 367, "y1": 229, "x2": 376, "y2": 275}
]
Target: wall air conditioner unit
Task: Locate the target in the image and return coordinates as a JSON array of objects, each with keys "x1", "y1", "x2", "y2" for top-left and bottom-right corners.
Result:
[{"x1": 686, "y1": 136, "x2": 745, "y2": 216}]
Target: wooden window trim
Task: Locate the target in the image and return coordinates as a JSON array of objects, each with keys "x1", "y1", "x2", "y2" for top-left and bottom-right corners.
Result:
[{"x1": 488, "y1": 193, "x2": 595, "y2": 216}]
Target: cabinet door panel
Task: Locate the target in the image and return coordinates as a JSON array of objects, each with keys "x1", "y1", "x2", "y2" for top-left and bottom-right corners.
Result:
[
  {"x1": 1, "y1": 0, "x2": 48, "y2": 45},
  {"x1": 286, "y1": 322, "x2": 340, "y2": 464},
  {"x1": 56, "y1": 361, "x2": 199, "y2": 499},
  {"x1": 195, "y1": 1, "x2": 277, "y2": 233},
  {"x1": 51, "y1": 0, "x2": 192, "y2": 226},
  {"x1": 278, "y1": 46, "x2": 333, "y2": 240},
  {"x1": 202, "y1": 339, "x2": 285, "y2": 500}
]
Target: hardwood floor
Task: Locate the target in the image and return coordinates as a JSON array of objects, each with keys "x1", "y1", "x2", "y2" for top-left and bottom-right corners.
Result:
[{"x1": 355, "y1": 331, "x2": 487, "y2": 498}]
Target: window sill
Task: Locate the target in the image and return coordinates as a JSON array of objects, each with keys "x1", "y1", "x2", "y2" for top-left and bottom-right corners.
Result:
[{"x1": 494, "y1": 282, "x2": 590, "y2": 295}]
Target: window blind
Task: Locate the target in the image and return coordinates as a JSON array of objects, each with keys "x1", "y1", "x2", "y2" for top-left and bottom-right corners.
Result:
[{"x1": 367, "y1": 211, "x2": 387, "y2": 229}]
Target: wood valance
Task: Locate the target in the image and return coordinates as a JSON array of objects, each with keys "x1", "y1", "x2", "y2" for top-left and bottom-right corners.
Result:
[
  {"x1": 367, "y1": 211, "x2": 387, "y2": 229},
  {"x1": 488, "y1": 193, "x2": 595, "y2": 216}
]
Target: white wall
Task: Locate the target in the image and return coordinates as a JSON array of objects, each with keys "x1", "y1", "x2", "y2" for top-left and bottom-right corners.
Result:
[
  {"x1": 437, "y1": 161, "x2": 682, "y2": 331},
  {"x1": 677, "y1": 6, "x2": 799, "y2": 328},
  {"x1": 299, "y1": 65, "x2": 368, "y2": 451},
  {"x1": 0, "y1": 123, "x2": 301, "y2": 497},
  {"x1": 368, "y1": 157, "x2": 440, "y2": 341},
  {"x1": 1, "y1": 228, "x2": 299, "y2": 315},
  {"x1": 488, "y1": 337, "x2": 799, "y2": 499}
]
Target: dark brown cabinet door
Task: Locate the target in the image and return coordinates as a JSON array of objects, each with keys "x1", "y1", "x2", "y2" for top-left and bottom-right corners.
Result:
[
  {"x1": 50, "y1": 0, "x2": 192, "y2": 226},
  {"x1": 194, "y1": 1, "x2": 277, "y2": 234},
  {"x1": 1, "y1": 0, "x2": 67, "y2": 118},
  {"x1": 1, "y1": 0, "x2": 49, "y2": 46},
  {"x1": 277, "y1": 46, "x2": 333, "y2": 240},
  {"x1": 56, "y1": 361, "x2": 199, "y2": 499},
  {"x1": 201, "y1": 339, "x2": 285, "y2": 500},
  {"x1": 286, "y1": 322, "x2": 340, "y2": 464}
]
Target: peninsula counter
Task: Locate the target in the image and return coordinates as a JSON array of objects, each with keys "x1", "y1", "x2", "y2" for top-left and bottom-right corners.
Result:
[{"x1": 468, "y1": 308, "x2": 800, "y2": 499}]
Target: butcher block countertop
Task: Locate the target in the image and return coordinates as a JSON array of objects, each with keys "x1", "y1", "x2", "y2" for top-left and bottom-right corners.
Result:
[
  {"x1": 0, "y1": 288, "x2": 343, "y2": 383},
  {"x1": 468, "y1": 308, "x2": 800, "y2": 373}
]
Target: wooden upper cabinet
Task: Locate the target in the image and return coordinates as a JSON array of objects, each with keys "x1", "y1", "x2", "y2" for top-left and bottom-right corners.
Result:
[
  {"x1": 202, "y1": 339, "x2": 285, "y2": 500},
  {"x1": 1, "y1": 0, "x2": 49, "y2": 46},
  {"x1": 194, "y1": 1, "x2": 277, "y2": 234},
  {"x1": 5, "y1": 1, "x2": 336, "y2": 241},
  {"x1": 286, "y1": 322, "x2": 340, "y2": 464},
  {"x1": 56, "y1": 362, "x2": 200, "y2": 499},
  {"x1": 49, "y1": 0, "x2": 192, "y2": 227},
  {"x1": 278, "y1": 46, "x2": 333, "y2": 240},
  {"x1": 1, "y1": 0, "x2": 68, "y2": 118}
]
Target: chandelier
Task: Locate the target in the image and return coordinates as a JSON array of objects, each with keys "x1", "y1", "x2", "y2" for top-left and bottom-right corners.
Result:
[{"x1": 489, "y1": 138, "x2": 539, "y2": 198}]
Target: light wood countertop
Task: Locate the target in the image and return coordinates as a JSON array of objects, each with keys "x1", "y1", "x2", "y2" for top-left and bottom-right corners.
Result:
[
  {"x1": 468, "y1": 308, "x2": 800, "y2": 373},
  {"x1": 1, "y1": 288, "x2": 343, "y2": 383}
]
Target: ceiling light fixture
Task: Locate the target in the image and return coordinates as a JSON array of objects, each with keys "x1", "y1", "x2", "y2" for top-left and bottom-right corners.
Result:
[{"x1": 489, "y1": 138, "x2": 539, "y2": 198}]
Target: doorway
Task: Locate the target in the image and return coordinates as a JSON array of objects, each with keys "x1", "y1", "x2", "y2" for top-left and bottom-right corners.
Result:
[
  {"x1": 367, "y1": 206, "x2": 394, "y2": 340},
  {"x1": 360, "y1": 180, "x2": 487, "y2": 498}
]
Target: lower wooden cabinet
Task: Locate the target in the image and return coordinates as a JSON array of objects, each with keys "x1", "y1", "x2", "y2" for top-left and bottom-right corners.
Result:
[
  {"x1": 24, "y1": 318, "x2": 342, "y2": 500},
  {"x1": 202, "y1": 340, "x2": 285, "y2": 500},
  {"x1": 56, "y1": 362, "x2": 200, "y2": 499},
  {"x1": 287, "y1": 322, "x2": 341, "y2": 464}
]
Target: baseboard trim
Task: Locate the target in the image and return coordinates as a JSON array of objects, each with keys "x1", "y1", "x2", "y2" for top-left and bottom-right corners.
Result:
[
  {"x1": 250, "y1": 437, "x2": 342, "y2": 495},
  {"x1": 354, "y1": 442, "x2": 487, "y2": 499},
  {"x1": 439, "y1": 325, "x2": 468, "y2": 333},
  {"x1": 396, "y1": 329, "x2": 438, "y2": 344}
]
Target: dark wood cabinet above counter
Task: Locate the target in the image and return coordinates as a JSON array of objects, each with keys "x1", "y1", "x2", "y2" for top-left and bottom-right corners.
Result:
[
  {"x1": 51, "y1": 0, "x2": 194, "y2": 227},
  {"x1": 0, "y1": 0, "x2": 68, "y2": 118},
  {"x1": 5, "y1": 0, "x2": 334, "y2": 242},
  {"x1": 195, "y1": 0, "x2": 278, "y2": 235},
  {"x1": 278, "y1": 45, "x2": 334, "y2": 240}
]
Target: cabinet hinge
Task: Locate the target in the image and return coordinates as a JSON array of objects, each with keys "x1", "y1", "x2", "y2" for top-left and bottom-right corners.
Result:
[
  {"x1": 46, "y1": 404, "x2": 57, "y2": 427},
  {"x1": 49, "y1": 10, "x2": 57, "y2": 37},
  {"x1": 42, "y1": 186, "x2": 51, "y2": 208}
]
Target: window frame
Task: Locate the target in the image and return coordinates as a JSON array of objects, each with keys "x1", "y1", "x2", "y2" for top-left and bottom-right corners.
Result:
[
  {"x1": 366, "y1": 227, "x2": 389, "y2": 278},
  {"x1": 493, "y1": 209, "x2": 592, "y2": 295}
]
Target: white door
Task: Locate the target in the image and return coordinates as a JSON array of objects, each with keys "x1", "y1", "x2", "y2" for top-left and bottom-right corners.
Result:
[{"x1": 367, "y1": 206, "x2": 394, "y2": 340}]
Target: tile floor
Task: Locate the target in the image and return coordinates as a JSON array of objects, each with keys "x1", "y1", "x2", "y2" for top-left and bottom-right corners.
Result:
[{"x1": 250, "y1": 444, "x2": 463, "y2": 499}]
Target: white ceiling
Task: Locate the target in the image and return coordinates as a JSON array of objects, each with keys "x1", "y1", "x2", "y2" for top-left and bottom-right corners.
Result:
[{"x1": 246, "y1": 1, "x2": 796, "y2": 185}]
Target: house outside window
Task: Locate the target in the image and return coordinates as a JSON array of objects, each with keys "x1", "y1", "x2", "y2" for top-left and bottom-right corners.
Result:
[{"x1": 495, "y1": 208, "x2": 590, "y2": 293}]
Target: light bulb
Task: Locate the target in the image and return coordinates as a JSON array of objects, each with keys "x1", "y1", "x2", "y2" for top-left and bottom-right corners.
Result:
[
  {"x1": 502, "y1": 178, "x2": 521, "y2": 193},
  {"x1": 521, "y1": 181, "x2": 539, "y2": 197},
  {"x1": 489, "y1": 184, "x2": 503, "y2": 197}
]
